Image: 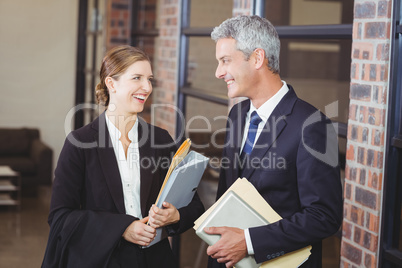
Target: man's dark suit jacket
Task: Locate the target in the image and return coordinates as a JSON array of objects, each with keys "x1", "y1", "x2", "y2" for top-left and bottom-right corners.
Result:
[
  {"x1": 209, "y1": 85, "x2": 343, "y2": 268},
  {"x1": 42, "y1": 112, "x2": 204, "y2": 268}
]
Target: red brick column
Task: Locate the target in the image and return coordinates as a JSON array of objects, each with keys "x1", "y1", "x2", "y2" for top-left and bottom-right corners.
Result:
[
  {"x1": 106, "y1": 0, "x2": 131, "y2": 50},
  {"x1": 341, "y1": 1, "x2": 392, "y2": 266},
  {"x1": 152, "y1": 0, "x2": 180, "y2": 137}
]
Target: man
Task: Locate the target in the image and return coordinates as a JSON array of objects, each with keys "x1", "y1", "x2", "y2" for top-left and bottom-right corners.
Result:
[{"x1": 205, "y1": 15, "x2": 343, "y2": 268}]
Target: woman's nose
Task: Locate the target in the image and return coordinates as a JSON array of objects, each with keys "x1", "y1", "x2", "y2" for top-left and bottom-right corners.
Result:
[{"x1": 143, "y1": 80, "x2": 152, "y2": 92}]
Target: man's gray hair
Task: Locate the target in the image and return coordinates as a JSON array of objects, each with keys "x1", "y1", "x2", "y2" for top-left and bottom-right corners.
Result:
[{"x1": 211, "y1": 15, "x2": 280, "y2": 74}]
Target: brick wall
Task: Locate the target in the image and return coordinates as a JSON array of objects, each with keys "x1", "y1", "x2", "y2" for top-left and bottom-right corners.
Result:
[
  {"x1": 152, "y1": 0, "x2": 180, "y2": 137},
  {"x1": 341, "y1": 0, "x2": 392, "y2": 267},
  {"x1": 106, "y1": 0, "x2": 131, "y2": 50}
]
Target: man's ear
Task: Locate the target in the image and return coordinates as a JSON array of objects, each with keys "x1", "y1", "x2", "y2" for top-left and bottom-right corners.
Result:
[
  {"x1": 105, "y1": 77, "x2": 115, "y2": 93},
  {"x1": 253, "y1": 48, "x2": 266, "y2": 70}
]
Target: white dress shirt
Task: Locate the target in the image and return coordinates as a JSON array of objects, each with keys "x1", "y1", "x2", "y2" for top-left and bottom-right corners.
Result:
[
  {"x1": 105, "y1": 115, "x2": 142, "y2": 219},
  {"x1": 241, "y1": 81, "x2": 289, "y2": 255}
]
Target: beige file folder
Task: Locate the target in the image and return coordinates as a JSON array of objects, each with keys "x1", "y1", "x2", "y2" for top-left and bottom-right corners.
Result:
[{"x1": 194, "y1": 178, "x2": 312, "y2": 268}]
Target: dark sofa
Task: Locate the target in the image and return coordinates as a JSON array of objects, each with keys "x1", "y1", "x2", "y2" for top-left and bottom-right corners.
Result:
[{"x1": 0, "y1": 127, "x2": 53, "y2": 194}]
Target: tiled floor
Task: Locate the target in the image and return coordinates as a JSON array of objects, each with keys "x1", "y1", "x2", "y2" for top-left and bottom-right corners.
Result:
[
  {"x1": 0, "y1": 187, "x2": 51, "y2": 267},
  {"x1": 0, "y1": 178, "x2": 340, "y2": 268}
]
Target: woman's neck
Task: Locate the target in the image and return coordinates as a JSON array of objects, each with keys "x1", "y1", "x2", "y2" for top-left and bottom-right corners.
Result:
[{"x1": 106, "y1": 110, "x2": 137, "y2": 137}]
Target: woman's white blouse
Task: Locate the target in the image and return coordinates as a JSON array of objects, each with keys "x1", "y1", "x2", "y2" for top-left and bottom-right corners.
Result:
[{"x1": 105, "y1": 115, "x2": 142, "y2": 218}]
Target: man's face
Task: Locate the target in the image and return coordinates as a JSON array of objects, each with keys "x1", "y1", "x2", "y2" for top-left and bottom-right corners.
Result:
[{"x1": 215, "y1": 38, "x2": 255, "y2": 99}]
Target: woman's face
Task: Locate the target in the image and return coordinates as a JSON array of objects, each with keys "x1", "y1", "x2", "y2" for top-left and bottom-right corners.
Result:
[{"x1": 109, "y1": 60, "x2": 153, "y2": 116}]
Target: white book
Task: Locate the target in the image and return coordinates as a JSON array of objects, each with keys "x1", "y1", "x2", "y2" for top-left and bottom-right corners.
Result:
[{"x1": 196, "y1": 191, "x2": 267, "y2": 268}]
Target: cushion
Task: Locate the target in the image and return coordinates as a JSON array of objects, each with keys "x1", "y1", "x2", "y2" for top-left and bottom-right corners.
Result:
[
  {"x1": 0, "y1": 157, "x2": 36, "y2": 174},
  {"x1": 0, "y1": 128, "x2": 31, "y2": 156}
]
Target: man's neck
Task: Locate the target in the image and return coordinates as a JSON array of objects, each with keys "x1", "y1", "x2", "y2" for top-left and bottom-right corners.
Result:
[{"x1": 250, "y1": 74, "x2": 283, "y2": 109}]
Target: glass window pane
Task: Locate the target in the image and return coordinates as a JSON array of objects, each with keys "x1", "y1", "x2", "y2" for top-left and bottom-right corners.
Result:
[
  {"x1": 190, "y1": 0, "x2": 232, "y2": 27},
  {"x1": 134, "y1": 36, "x2": 157, "y2": 63},
  {"x1": 184, "y1": 96, "x2": 227, "y2": 157},
  {"x1": 180, "y1": 99, "x2": 227, "y2": 268},
  {"x1": 187, "y1": 37, "x2": 228, "y2": 98},
  {"x1": 265, "y1": 0, "x2": 353, "y2": 26},
  {"x1": 280, "y1": 39, "x2": 351, "y2": 125},
  {"x1": 134, "y1": 0, "x2": 159, "y2": 30},
  {"x1": 185, "y1": 96, "x2": 228, "y2": 137}
]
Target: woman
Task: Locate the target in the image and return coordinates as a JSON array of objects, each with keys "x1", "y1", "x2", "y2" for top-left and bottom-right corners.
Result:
[{"x1": 42, "y1": 45, "x2": 204, "y2": 268}]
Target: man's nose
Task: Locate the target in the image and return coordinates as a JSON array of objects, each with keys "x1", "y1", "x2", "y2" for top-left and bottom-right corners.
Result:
[{"x1": 215, "y1": 64, "x2": 225, "y2": 79}]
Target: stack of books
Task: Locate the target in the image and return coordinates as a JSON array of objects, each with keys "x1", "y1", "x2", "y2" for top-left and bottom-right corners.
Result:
[{"x1": 194, "y1": 178, "x2": 312, "y2": 268}]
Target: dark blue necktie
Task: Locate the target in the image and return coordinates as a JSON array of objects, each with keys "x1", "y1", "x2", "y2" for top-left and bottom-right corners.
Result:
[{"x1": 242, "y1": 111, "x2": 262, "y2": 156}]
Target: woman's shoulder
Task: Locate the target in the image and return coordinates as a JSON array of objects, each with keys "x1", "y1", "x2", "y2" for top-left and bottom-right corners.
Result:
[{"x1": 64, "y1": 115, "x2": 103, "y2": 148}]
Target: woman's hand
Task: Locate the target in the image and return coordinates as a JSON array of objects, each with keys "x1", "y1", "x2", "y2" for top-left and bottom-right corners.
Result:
[
  {"x1": 122, "y1": 217, "x2": 156, "y2": 246},
  {"x1": 148, "y1": 202, "x2": 180, "y2": 228}
]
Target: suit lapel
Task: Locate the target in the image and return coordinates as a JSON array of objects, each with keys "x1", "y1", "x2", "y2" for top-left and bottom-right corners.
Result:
[
  {"x1": 241, "y1": 86, "x2": 298, "y2": 180},
  {"x1": 226, "y1": 101, "x2": 249, "y2": 185},
  {"x1": 93, "y1": 112, "x2": 126, "y2": 214}
]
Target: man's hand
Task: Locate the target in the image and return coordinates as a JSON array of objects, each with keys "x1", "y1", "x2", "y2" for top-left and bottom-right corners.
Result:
[
  {"x1": 148, "y1": 202, "x2": 180, "y2": 228},
  {"x1": 122, "y1": 217, "x2": 156, "y2": 246},
  {"x1": 205, "y1": 226, "x2": 247, "y2": 267}
]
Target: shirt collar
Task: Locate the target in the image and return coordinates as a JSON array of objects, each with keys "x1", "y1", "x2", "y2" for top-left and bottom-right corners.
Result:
[{"x1": 105, "y1": 114, "x2": 138, "y2": 143}]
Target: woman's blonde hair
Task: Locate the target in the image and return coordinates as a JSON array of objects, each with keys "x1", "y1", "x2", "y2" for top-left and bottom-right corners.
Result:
[{"x1": 95, "y1": 45, "x2": 151, "y2": 107}]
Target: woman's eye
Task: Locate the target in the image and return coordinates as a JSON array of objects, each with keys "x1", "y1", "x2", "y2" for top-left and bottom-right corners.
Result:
[{"x1": 133, "y1": 77, "x2": 140, "y2": 80}]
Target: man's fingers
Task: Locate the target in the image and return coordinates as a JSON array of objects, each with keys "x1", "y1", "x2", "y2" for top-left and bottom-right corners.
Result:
[
  {"x1": 204, "y1": 226, "x2": 224, "y2": 235},
  {"x1": 225, "y1": 262, "x2": 234, "y2": 268},
  {"x1": 207, "y1": 244, "x2": 221, "y2": 257}
]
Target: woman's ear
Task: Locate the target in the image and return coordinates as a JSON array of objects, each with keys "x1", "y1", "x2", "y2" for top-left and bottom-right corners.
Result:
[
  {"x1": 105, "y1": 77, "x2": 116, "y2": 93},
  {"x1": 253, "y1": 48, "x2": 266, "y2": 70}
]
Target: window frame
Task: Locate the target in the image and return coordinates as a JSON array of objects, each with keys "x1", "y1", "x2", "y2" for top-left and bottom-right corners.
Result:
[
  {"x1": 177, "y1": 0, "x2": 352, "y2": 139},
  {"x1": 380, "y1": 0, "x2": 402, "y2": 266},
  {"x1": 75, "y1": 0, "x2": 103, "y2": 129}
]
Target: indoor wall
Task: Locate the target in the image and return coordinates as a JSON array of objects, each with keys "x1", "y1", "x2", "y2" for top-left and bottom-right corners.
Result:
[{"x1": 0, "y1": 0, "x2": 78, "y2": 170}]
